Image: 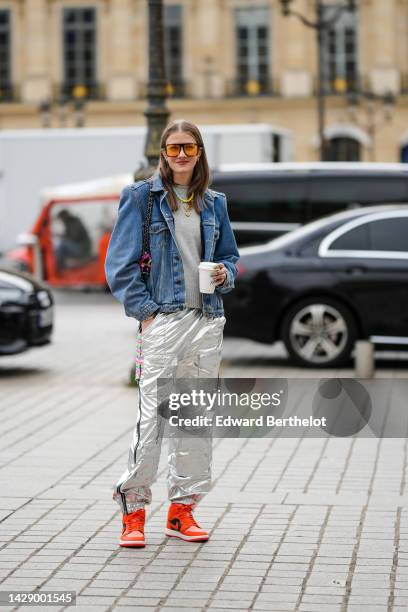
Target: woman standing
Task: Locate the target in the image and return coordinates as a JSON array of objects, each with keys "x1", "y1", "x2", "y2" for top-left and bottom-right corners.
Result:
[{"x1": 105, "y1": 119, "x2": 239, "y2": 547}]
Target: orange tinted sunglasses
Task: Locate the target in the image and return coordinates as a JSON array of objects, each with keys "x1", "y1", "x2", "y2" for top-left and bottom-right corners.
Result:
[{"x1": 164, "y1": 143, "x2": 201, "y2": 157}]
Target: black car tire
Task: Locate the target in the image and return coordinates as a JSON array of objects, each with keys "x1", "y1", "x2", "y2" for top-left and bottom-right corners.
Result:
[{"x1": 281, "y1": 296, "x2": 358, "y2": 368}]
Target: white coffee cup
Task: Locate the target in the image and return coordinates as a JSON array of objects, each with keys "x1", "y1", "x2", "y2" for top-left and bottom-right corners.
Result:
[{"x1": 199, "y1": 261, "x2": 219, "y2": 294}]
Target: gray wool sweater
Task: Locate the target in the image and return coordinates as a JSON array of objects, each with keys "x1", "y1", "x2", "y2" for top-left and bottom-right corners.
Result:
[{"x1": 171, "y1": 184, "x2": 203, "y2": 310}]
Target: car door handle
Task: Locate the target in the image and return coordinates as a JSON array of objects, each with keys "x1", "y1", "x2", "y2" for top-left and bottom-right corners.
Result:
[{"x1": 345, "y1": 266, "x2": 367, "y2": 275}]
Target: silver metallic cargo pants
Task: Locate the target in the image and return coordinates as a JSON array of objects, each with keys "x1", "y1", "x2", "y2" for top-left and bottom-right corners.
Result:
[{"x1": 113, "y1": 308, "x2": 225, "y2": 514}]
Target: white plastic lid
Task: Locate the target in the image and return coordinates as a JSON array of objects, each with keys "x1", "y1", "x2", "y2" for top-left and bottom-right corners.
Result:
[{"x1": 199, "y1": 261, "x2": 218, "y2": 269}]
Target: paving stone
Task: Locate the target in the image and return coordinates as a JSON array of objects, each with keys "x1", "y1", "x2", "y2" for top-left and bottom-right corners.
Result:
[
  {"x1": 301, "y1": 594, "x2": 344, "y2": 604},
  {"x1": 165, "y1": 597, "x2": 209, "y2": 607},
  {"x1": 209, "y1": 604, "x2": 254, "y2": 610}
]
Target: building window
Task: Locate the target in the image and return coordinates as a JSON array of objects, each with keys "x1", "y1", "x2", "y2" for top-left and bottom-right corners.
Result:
[
  {"x1": 164, "y1": 5, "x2": 184, "y2": 97},
  {"x1": 62, "y1": 8, "x2": 98, "y2": 99},
  {"x1": 324, "y1": 137, "x2": 361, "y2": 161},
  {"x1": 234, "y1": 7, "x2": 270, "y2": 96},
  {"x1": 322, "y1": 4, "x2": 358, "y2": 94},
  {"x1": 0, "y1": 10, "x2": 12, "y2": 101}
]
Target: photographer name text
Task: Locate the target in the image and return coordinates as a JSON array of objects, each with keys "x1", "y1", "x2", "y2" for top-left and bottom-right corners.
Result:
[{"x1": 168, "y1": 415, "x2": 327, "y2": 428}]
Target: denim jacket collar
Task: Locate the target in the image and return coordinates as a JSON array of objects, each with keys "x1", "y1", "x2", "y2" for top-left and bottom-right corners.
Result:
[{"x1": 150, "y1": 173, "x2": 167, "y2": 193}]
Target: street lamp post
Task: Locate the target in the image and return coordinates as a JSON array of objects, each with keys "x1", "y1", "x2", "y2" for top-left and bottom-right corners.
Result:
[
  {"x1": 279, "y1": 0, "x2": 356, "y2": 161},
  {"x1": 135, "y1": 0, "x2": 170, "y2": 180}
]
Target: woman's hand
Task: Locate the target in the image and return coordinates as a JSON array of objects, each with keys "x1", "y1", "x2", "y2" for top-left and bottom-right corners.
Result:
[{"x1": 211, "y1": 263, "x2": 227, "y2": 286}]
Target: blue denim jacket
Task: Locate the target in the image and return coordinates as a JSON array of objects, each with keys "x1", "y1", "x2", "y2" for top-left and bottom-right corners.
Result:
[{"x1": 105, "y1": 173, "x2": 240, "y2": 321}]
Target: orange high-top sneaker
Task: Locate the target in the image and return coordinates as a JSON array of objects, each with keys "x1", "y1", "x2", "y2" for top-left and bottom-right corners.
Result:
[
  {"x1": 119, "y1": 509, "x2": 146, "y2": 547},
  {"x1": 165, "y1": 503, "x2": 209, "y2": 542}
]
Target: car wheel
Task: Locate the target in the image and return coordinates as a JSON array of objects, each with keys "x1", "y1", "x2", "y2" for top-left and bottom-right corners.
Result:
[{"x1": 282, "y1": 297, "x2": 357, "y2": 367}]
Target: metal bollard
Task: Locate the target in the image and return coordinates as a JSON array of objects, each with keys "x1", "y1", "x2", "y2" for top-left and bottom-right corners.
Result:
[{"x1": 354, "y1": 340, "x2": 375, "y2": 378}]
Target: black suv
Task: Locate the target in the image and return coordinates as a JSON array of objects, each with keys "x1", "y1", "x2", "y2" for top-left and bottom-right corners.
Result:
[{"x1": 211, "y1": 162, "x2": 408, "y2": 246}]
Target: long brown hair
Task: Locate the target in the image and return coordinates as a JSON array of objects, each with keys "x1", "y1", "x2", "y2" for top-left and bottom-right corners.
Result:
[{"x1": 158, "y1": 119, "x2": 211, "y2": 213}]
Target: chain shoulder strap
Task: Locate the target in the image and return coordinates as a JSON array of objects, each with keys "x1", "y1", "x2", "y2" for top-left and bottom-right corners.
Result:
[
  {"x1": 139, "y1": 178, "x2": 154, "y2": 280},
  {"x1": 142, "y1": 179, "x2": 153, "y2": 255}
]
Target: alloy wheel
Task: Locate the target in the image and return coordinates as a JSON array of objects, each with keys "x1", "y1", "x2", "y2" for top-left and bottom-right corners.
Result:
[{"x1": 289, "y1": 303, "x2": 348, "y2": 365}]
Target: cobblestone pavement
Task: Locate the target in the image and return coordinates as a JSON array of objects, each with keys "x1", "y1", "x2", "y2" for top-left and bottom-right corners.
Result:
[{"x1": 1, "y1": 291, "x2": 408, "y2": 611}]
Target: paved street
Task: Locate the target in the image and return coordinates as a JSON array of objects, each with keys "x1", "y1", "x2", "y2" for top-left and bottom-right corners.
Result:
[{"x1": 1, "y1": 291, "x2": 408, "y2": 611}]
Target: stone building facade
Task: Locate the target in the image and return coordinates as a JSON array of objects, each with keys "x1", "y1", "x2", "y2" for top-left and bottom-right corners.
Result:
[{"x1": 1, "y1": 0, "x2": 408, "y2": 162}]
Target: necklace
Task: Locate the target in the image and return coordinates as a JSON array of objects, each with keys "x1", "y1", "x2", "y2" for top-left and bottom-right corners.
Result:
[
  {"x1": 173, "y1": 186, "x2": 194, "y2": 203},
  {"x1": 181, "y1": 201, "x2": 193, "y2": 216},
  {"x1": 173, "y1": 186, "x2": 194, "y2": 217}
]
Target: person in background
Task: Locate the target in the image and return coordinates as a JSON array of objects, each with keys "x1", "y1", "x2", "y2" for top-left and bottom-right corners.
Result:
[{"x1": 54, "y1": 209, "x2": 92, "y2": 271}]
